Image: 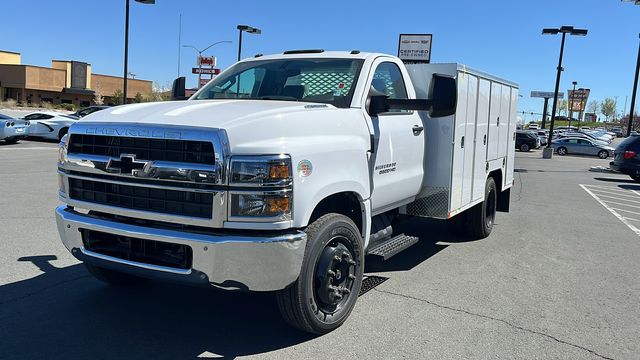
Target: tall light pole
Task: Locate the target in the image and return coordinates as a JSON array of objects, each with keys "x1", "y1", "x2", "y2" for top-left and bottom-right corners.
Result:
[
  {"x1": 542, "y1": 26, "x2": 588, "y2": 157},
  {"x1": 569, "y1": 81, "x2": 577, "y2": 130},
  {"x1": 183, "y1": 40, "x2": 232, "y2": 88},
  {"x1": 237, "y1": 25, "x2": 261, "y2": 61},
  {"x1": 123, "y1": 0, "x2": 155, "y2": 104},
  {"x1": 627, "y1": 34, "x2": 640, "y2": 136}
]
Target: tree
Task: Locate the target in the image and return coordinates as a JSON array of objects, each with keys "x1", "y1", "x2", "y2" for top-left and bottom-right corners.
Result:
[
  {"x1": 146, "y1": 81, "x2": 170, "y2": 102},
  {"x1": 601, "y1": 98, "x2": 617, "y2": 122},
  {"x1": 111, "y1": 89, "x2": 124, "y2": 105},
  {"x1": 587, "y1": 100, "x2": 599, "y2": 115},
  {"x1": 93, "y1": 80, "x2": 104, "y2": 106},
  {"x1": 556, "y1": 99, "x2": 567, "y2": 116},
  {"x1": 133, "y1": 92, "x2": 144, "y2": 103}
]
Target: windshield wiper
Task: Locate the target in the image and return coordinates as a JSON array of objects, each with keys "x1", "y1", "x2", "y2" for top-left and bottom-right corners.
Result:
[{"x1": 258, "y1": 96, "x2": 299, "y2": 102}]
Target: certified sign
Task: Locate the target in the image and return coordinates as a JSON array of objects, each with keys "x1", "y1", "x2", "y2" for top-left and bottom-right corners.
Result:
[
  {"x1": 398, "y1": 34, "x2": 432, "y2": 63},
  {"x1": 531, "y1": 91, "x2": 564, "y2": 99}
]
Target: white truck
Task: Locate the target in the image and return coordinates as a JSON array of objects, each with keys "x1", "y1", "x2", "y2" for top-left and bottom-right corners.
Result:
[{"x1": 55, "y1": 49, "x2": 518, "y2": 334}]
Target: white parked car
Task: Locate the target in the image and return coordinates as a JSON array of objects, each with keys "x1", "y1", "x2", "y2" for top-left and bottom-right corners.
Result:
[{"x1": 24, "y1": 111, "x2": 78, "y2": 141}]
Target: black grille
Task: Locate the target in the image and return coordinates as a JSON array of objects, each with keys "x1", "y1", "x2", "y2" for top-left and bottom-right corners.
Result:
[
  {"x1": 69, "y1": 178, "x2": 213, "y2": 218},
  {"x1": 81, "y1": 229, "x2": 192, "y2": 270},
  {"x1": 68, "y1": 134, "x2": 215, "y2": 165}
]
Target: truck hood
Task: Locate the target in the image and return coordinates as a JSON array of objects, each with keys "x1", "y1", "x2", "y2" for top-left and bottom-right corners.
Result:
[
  {"x1": 79, "y1": 99, "x2": 368, "y2": 154},
  {"x1": 82, "y1": 100, "x2": 332, "y2": 129}
]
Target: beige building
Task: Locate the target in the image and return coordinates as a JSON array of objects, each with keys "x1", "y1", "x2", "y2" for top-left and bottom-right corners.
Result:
[{"x1": 0, "y1": 50, "x2": 152, "y2": 107}]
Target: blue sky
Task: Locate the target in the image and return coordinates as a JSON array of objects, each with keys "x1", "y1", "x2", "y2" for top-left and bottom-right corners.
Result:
[{"x1": 2, "y1": 0, "x2": 639, "y2": 120}]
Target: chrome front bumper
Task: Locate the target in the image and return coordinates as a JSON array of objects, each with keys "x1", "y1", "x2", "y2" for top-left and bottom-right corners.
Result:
[{"x1": 55, "y1": 205, "x2": 307, "y2": 292}]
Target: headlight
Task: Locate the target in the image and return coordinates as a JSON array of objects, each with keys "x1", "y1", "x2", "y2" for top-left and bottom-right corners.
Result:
[
  {"x1": 228, "y1": 155, "x2": 293, "y2": 222},
  {"x1": 230, "y1": 191, "x2": 291, "y2": 219}
]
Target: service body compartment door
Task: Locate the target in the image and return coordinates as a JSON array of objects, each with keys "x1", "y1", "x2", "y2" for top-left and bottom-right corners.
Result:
[
  {"x1": 497, "y1": 84, "x2": 511, "y2": 159},
  {"x1": 450, "y1": 72, "x2": 469, "y2": 210},
  {"x1": 487, "y1": 82, "x2": 501, "y2": 160},
  {"x1": 461, "y1": 74, "x2": 478, "y2": 206},
  {"x1": 473, "y1": 78, "x2": 491, "y2": 201}
]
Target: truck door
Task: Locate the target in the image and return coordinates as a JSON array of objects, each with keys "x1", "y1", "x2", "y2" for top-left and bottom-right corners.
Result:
[{"x1": 363, "y1": 60, "x2": 425, "y2": 212}]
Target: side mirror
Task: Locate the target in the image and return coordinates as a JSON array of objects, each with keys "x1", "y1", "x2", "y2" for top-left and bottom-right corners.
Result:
[
  {"x1": 366, "y1": 74, "x2": 457, "y2": 118},
  {"x1": 171, "y1": 76, "x2": 188, "y2": 100},
  {"x1": 429, "y1": 74, "x2": 457, "y2": 118}
]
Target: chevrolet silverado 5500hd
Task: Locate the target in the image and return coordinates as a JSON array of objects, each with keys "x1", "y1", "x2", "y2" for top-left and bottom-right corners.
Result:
[{"x1": 56, "y1": 49, "x2": 518, "y2": 334}]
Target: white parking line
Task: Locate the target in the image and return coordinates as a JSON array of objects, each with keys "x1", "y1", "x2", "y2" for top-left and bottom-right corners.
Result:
[
  {"x1": 593, "y1": 193, "x2": 640, "y2": 204},
  {"x1": 580, "y1": 184, "x2": 640, "y2": 237},
  {"x1": 0, "y1": 147, "x2": 55, "y2": 151},
  {"x1": 611, "y1": 207, "x2": 640, "y2": 216},
  {"x1": 588, "y1": 189, "x2": 640, "y2": 199}
]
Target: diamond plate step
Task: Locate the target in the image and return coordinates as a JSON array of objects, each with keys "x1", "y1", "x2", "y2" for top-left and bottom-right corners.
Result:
[{"x1": 366, "y1": 234, "x2": 419, "y2": 261}]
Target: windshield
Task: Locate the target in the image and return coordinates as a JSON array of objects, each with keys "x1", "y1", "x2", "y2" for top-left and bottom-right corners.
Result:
[{"x1": 193, "y1": 58, "x2": 364, "y2": 108}]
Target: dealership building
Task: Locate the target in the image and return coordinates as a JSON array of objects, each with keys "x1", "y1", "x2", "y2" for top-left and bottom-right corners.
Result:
[{"x1": 0, "y1": 50, "x2": 152, "y2": 107}]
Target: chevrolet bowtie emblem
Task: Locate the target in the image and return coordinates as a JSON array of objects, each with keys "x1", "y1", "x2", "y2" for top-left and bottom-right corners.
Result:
[{"x1": 107, "y1": 154, "x2": 147, "y2": 175}]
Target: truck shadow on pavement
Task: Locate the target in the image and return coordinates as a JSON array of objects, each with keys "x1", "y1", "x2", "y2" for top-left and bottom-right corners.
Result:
[
  {"x1": 1, "y1": 256, "x2": 314, "y2": 360},
  {"x1": 2, "y1": 218, "x2": 461, "y2": 360}
]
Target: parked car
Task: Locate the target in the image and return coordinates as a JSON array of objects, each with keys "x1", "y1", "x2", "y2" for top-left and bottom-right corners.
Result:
[
  {"x1": 516, "y1": 131, "x2": 539, "y2": 152},
  {"x1": 23, "y1": 111, "x2": 78, "y2": 141},
  {"x1": 0, "y1": 113, "x2": 30, "y2": 143},
  {"x1": 551, "y1": 137, "x2": 614, "y2": 159},
  {"x1": 611, "y1": 127, "x2": 624, "y2": 138},
  {"x1": 71, "y1": 105, "x2": 110, "y2": 119},
  {"x1": 610, "y1": 135, "x2": 640, "y2": 181},
  {"x1": 558, "y1": 131, "x2": 610, "y2": 145}
]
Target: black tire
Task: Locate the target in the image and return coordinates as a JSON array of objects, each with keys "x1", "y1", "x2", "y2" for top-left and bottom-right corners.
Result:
[
  {"x1": 58, "y1": 127, "x2": 68, "y2": 141},
  {"x1": 276, "y1": 213, "x2": 364, "y2": 334},
  {"x1": 630, "y1": 175, "x2": 640, "y2": 183},
  {"x1": 520, "y1": 143, "x2": 530, "y2": 152},
  {"x1": 4, "y1": 139, "x2": 18, "y2": 144},
  {"x1": 557, "y1": 147, "x2": 567, "y2": 156},
  {"x1": 597, "y1": 150, "x2": 609, "y2": 159},
  {"x1": 468, "y1": 177, "x2": 497, "y2": 239},
  {"x1": 85, "y1": 263, "x2": 147, "y2": 286}
]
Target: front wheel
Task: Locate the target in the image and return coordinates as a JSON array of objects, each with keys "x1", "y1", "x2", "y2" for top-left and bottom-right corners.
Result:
[
  {"x1": 557, "y1": 147, "x2": 567, "y2": 156},
  {"x1": 597, "y1": 150, "x2": 609, "y2": 159},
  {"x1": 276, "y1": 213, "x2": 364, "y2": 334},
  {"x1": 520, "y1": 143, "x2": 530, "y2": 152},
  {"x1": 468, "y1": 177, "x2": 497, "y2": 239}
]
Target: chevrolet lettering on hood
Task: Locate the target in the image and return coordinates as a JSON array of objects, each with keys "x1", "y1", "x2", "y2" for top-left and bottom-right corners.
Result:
[{"x1": 84, "y1": 127, "x2": 183, "y2": 139}]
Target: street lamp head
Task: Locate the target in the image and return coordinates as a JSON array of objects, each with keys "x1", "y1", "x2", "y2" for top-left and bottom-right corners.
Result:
[
  {"x1": 135, "y1": 0, "x2": 155, "y2": 4},
  {"x1": 237, "y1": 25, "x2": 261, "y2": 34},
  {"x1": 572, "y1": 81, "x2": 578, "y2": 85},
  {"x1": 570, "y1": 28, "x2": 588, "y2": 36},
  {"x1": 542, "y1": 28, "x2": 560, "y2": 35}
]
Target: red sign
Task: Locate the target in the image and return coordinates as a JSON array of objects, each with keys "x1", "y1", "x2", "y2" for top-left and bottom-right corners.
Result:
[
  {"x1": 199, "y1": 78, "x2": 211, "y2": 87},
  {"x1": 198, "y1": 56, "x2": 216, "y2": 66},
  {"x1": 192, "y1": 68, "x2": 221, "y2": 75}
]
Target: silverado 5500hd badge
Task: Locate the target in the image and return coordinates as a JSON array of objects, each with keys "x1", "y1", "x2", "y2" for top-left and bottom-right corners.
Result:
[{"x1": 375, "y1": 162, "x2": 396, "y2": 175}]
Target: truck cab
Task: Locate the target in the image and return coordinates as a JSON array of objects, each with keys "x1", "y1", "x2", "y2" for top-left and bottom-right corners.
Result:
[{"x1": 55, "y1": 50, "x2": 517, "y2": 334}]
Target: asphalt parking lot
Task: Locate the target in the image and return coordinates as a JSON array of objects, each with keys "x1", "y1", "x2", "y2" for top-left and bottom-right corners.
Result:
[{"x1": 1, "y1": 141, "x2": 639, "y2": 360}]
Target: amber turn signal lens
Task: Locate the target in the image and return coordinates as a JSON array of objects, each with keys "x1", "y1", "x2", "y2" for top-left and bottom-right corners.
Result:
[
  {"x1": 266, "y1": 197, "x2": 290, "y2": 214},
  {"x1": 269, "y1": 164, "x2": 290, "y2": 179}
]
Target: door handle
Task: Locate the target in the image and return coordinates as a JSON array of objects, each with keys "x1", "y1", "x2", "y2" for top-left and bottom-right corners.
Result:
[
  {"x1": 483, "y1": 134, "x2": 487, "y2": 145},
  {"x1": 412, "y1": 125, "x2": 424, "y2": 135}
]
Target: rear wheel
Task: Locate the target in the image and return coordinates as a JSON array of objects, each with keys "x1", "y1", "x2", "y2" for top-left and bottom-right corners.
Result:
[
  {"x1": 85, "y1": 264, "x2": 147, "y2": 286},
  {"x1": 4, "y1": 138, "x2": 18, "y2": 144},
  {"x1": 520, "y1": 143, "x2": 530, "y2": 152},
  {"x1": 58, "y1": 127, "x2": 68, "y2": 141},
  {"x1": 597, "y1": 150, "x2": 609, "y2": 159},
  {"x1": 276, "y1": 213, "x2": 364, "y2": 334},
  {"x1": 557, "y1": 147, "x2": 567, "y2": 156},
  {"x1": 468, "y1": 177, "x2": 497, "y2": 239}
]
